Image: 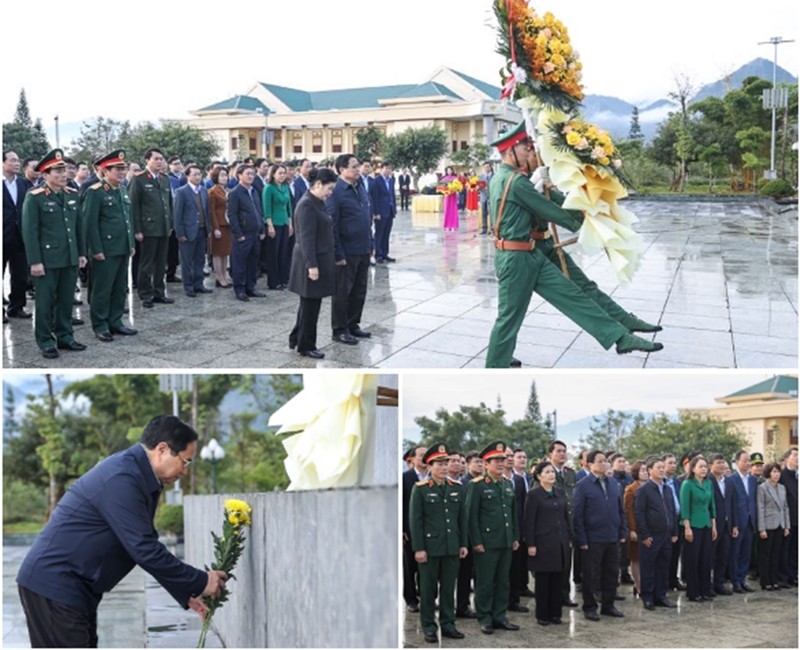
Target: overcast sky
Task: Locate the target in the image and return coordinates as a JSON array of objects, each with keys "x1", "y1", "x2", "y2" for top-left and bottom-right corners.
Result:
[
  {"x1": 2, "y1": 0, "x2": 797, "y2": 135},
  {"x1": 401, "y1": 371, "x2": 779, "y2": 440}
]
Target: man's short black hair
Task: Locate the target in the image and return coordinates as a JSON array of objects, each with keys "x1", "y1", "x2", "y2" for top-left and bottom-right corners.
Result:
[
  {"x1": 144, "y1": 148, "x2": 164, "y2": 161},
  {"x1": 335, "y1": 154, "x2": 356, "y2": 174},
  {"x1": 549, "y1": 440, "x2": 567, "y2": 453},
  {"x1": 168, "y1": 155, "x2": 182, "y2": 164},
  {"x1": 22, "y1": 157, "x2": 38, "y2": 169},
  {"x1": 586, "y1": 449, "x2": 605, "y2": 464},
  {"x1": 709, "y1": 452, "x2": 726, "y2": 464},
  {"x1": 140, "y1": 415, "x2": 198, "y2": 452}
]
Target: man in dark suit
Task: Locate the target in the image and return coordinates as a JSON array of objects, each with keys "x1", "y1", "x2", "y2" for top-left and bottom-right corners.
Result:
[
  {"x1": 709, "y1": 453, "x2": 738, "y2": 595},
  {"x1": 292, "y1": 158, "x2": 312, "y2": 212},
  {"x1": 728, "y1": 449, "x2": 758, "y2": 592},
  {"x1": 16, "y1": 415, "x2": 227, "y2": 647},
  {"x1": 455, "y1": 452, "x2": 482, "y2": 618},
  {"x1": 227, "y1": 166, "x2": 266, "y2": 301},
  {"x1": 398, "y1": 168, "x2": 411, "y2": 211},
  {"x1": 634, "y1": 456, "x2": 678, "y2": 610},
  {"x1": 505, "y1": 450, "x2": 529, "y2": 613},
  {"x1": 327, "y1": 154, "x2": 373, "y2": 345},
  {"x1": 779, "y1": 447, "x2": 798, "y2": 585},
  {"x1": 173, "y1": 164, "x2": 212, "y2": 297},
  {"x1": 370, "y1": 162, "x2": 397, "y2": 264},
  {"x1": 572, "y1": 450, "x2": 627, "y2": 621},
  {"x1": 2, "y1": 150, "x2": 31, "y2": 321},
  {"x1": 128, "y1": 148, "x2": 175, "y2": 309},
  {"x1": 403, "y1": 445, "x2": 427, "y2": 613}
]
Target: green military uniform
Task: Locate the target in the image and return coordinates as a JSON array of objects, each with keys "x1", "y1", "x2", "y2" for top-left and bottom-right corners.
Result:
[
  {"x1": 128, "y1": 167, "x2": 173, "y2": 302},
  {"x1": 408, "y1": 443, "x2": 467, "y2": 638},
  {"x1": 21, "y1": 150, "x2": 85, "y2": 354},
  {"x1": 83, "y1": 151, "x2": 134, "y2": 336},
  {"x1": 466, "y1": 442, "x2": 519, "y2": 628}
]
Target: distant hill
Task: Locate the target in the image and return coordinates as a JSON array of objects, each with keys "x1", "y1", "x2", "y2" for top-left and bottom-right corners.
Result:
[{"x1": 580, "y1": 57, "x2": 797, "y2": 142}]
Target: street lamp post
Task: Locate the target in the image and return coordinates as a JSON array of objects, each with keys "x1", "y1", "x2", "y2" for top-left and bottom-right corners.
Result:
[
  {"x1": 758, "y1": 36, "x2": 794, "y2": 179},
  {"x1": 200, "y1": 438, "x2": 225, "y2": 493}
]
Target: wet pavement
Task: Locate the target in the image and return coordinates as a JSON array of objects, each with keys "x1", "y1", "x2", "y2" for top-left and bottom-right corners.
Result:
[
  {"x1": 2, "y1": 199, "x2": 796, "y2": 369},
  {"x1": 402, "y1": 578, "x2": 798, "y2": 648},
  {"x1": 3, "y1": 543, "x2": 221, "y2": 648}
]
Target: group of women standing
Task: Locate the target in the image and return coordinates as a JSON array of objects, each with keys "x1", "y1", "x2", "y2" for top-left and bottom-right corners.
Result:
[{"x1": 206, "y1": 162, "x2": 339, "y2": 358}]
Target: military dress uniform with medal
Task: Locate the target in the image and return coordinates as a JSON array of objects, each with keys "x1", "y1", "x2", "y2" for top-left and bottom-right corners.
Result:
[
  {"x1": 466, "y1": 441, "x2": 520, "y2": 634},
  {"x1": 82, "y1": 150, "x2": 138, "y2": 341},
  {"x1": 409, "y1": 443, "x2": 468, "y2": 642},
  {"x1": 21, "y1": 149, "x2": 87, "y2": 358}
]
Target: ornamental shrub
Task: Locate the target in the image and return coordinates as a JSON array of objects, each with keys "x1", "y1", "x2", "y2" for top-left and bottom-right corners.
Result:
[
  {"x1": 759, "y1": 178, "x2": 795, "y2": 199},
  {"x1": 155, "y1": 504, "x2": 184, "y2": 536}
]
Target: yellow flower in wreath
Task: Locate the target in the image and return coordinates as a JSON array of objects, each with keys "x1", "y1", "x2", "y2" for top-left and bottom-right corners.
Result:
[{"x1": 566, "y1": 131, "x2": 582, "y2": 147}]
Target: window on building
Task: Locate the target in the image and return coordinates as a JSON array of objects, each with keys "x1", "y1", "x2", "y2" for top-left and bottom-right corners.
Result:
[
  {"x1": 460, "y1": 140, "x2": 468, "y2": 150},
  {"x1": 791, "y1": 419, "x2": 798, "y2": 445},
  {"x1": 331, "y1": 129, "x2": 342, "y2": 154},
  {"x1": 312, "y1": 130, "x2": 323, "y2": 154},
  {"x1": 274, "y1": 145, "x2": 283, "y2": 158},
  {"x1": 451, "y1": 140, "x2": 457, "y2": 153},
  {"x1": 292, "y1": 132, "x2": 303, "y2": 154},
  {"x1": 231, "y1": 136, "x2": 238, "y2": 150},
  {"x1": 249, "y1": 137, "x2": 257, "y2": 151}
]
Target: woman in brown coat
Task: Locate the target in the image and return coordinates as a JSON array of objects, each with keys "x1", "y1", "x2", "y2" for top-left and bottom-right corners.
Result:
[
  {"x1": 208, "y1": 166, "x2": 232, "y2": 287},
  {"x1": 624, "y1": 460, "x2": 648, "y2": 596},
  {"x1": 288, "y1": 167, "x2": 338, "y2": 358}
]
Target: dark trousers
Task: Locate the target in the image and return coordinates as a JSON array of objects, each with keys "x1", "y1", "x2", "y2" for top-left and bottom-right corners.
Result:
[
  {"x1": 712, "y1": 529, "x2": 733, "y2": 589},
  {"x1": 619, "y1": 538, "x2": 631, "y2": 576},
  {"x1": 290, "y1": 297, "x2": 322, "y2": 352},
  {"x1": 456, "y1": 551, "x2": 473, "y2": 613},
  {"x1": 403, "y1": 540, "x2": 419, "y2": 607},
  {"x1": 730, "y1": 524, "x2": 754, "y2": 587},
  {"x1": 32, "y1": 266, "x2": 77, "y2": 350},
  {"x1": 331, "y1": 254, "x2": 369, "y2": 334},
  {"x1": 89, "y1": 255, "x2": 128, "y2": 333},
  {"x1": 130, "y1": 239, "x2": 140, "y2": 287},
  {"x1": 399, "y1": 188, "x2": 410, "y2": 211},
  {"x1": 137, "y1": 235, "x2": 168, "y2": 301},
  {"x1": 581, "y1": 542, "x2": 619, "y2": 612},
  {"x1": 3, "y1": 232, "x2": 28, "y2": 310},
  {"x1": 561, "y1": 540, "x2": 573, "y2": 601},
  {"x1": 780, "y1": 525, "x2": 798, "y2": 583},
  {"x1": 167, "y1": 230, "x2": 179, "y2": 277},
  {"x1": 508, "y1": 542, "x2": 527, "y2": 604},
  {"x1": 179, "y1": 232, "x2": 208, "y2": 292},
  {"x1": 683, "y1": 526, "x2": 713, "y2": 599},
  {"x1": 669, "y1": 524, "x2": 684, "y2": 587},
  {"x1": 418, "y1": 555, "x2": 459, "y2": 634},
  {"x1": 639, "y1": 533, "x2": 671, "y2": 604},
  {"x1": 473, "y1": 548, "x2": 512, "y2": 626},
  {"x1": 265, "y1": 225, "x2": 290, "y2": 288},
  {"x1": 573, "y1": 542, "x2": 583, "y2": 584},
  {"x1": 374, "y1": 216, "x2": 393, "y2": 261},
  {"x1": 534, "y1": 571, "x2": 563, "y2": 622},
  {"x1": 231, "y1": 234, "x2": 260, "y2": 296},
  {"x1": 18, "y1": 584, "x2": 98, "y2": 648},
  {"x1": 480, "y1": 197, "x2": 491, "y2": 232},
  {"x1": 759, "y1": 528, "x2": 783, "y2": 587}
]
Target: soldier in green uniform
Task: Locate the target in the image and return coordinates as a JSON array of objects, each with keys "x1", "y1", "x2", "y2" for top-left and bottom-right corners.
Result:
[
  {"x1": 485, "y1": 121, "x2": 664, "y2": 368},
  {"x1": 82, "y1": 150, "x2": 138, "y2": 341},
  {"x1": 21, "y1": 149, "x2": 87, "y2": 358},
  {"x1": 409, "y1": 443, "x2": 468, "y2": 643},
  {"x1": 466, "y1": 441, "x2": 520, "y2": 635},
  {"x1": 128, "y1": 148, "x2": 175, "y2": 308}
]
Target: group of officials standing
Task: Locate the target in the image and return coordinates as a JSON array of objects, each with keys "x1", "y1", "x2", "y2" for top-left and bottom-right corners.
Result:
[{"x1": 403, "y1": 441, "x2": 798, "y2": 641}]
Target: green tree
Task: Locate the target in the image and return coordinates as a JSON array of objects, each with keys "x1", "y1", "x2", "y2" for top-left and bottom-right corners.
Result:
[
  {"x1": 579, "y1": 409, "x2": 638, "y2": 454},
  {"x1": 68, "y1": 116, "x2": 131, "y2": 165},
  {"x1": 523, "y1": 380, "x2": 542, "y2": 423},
  {"x1": 354, "y1": 126, "x2": 385, "y2": 163},
  {"x1": 14, "y1": 88, "x2": 32, "y2": 126},
  {"x1": 449, "y1": 133, "x2": 491, "y2": 171},
  {"x1": 628, "y1": 106, "x2": 644, "y2": 145},
  {"x1": 4, "y1": 385, "x2": 19, "y2": 441},
  {"x1": 414, "y1": 403, "x2": 508, "y2": 453},
  {"x1": 120, "y1": 120, "x2": 221, "y2": 167},
  {"x1": 3, "y1": 90, "x2": 51, "y2": 161},
  {"x1": 383, "y1": 125, "x2": 448, "y2": 179}
]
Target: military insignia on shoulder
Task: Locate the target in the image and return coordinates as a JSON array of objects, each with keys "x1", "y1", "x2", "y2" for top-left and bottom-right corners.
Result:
[
  {"x1": 415, "y1": 480, "x2": 428, "y2": 487},
  {"x1": 64, "y1": 186, "x2": 77, "y2": 193},
  {"x1": 90, "y1": 182, "x2": 103, "y2": 190},
  {"x1": 447, "y1": 477, "x2": 460, "y2": 486},
  {"x1": 471, "y1": 475, "x2": 485, "y2": 483},
  {"x1": 29, "y1": 187, "x2": 45, "y2": 195}
]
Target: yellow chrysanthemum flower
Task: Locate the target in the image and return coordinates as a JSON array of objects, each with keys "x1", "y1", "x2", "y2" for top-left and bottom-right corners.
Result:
[
  {"x1": 566, "y1": 132, "x2": 581, "y2": 147},
  {"x1": 224, "y1": 498, "x2": 252, "y2": 527}
]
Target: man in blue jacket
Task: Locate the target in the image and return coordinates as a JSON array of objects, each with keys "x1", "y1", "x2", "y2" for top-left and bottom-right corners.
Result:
[
  {"x1": 227, "y1": 165, "x2": 266, "y2": 302},
  {"x1": 709, "y1": 453, "x2": 739, "y2": 595},
  {"x1": 327, "y1": 153, "x2": 373, "y2": 345},
  {"x1": 572, "y1": 450, "x2": 627, "y2": 621},
  {"x1": 16, "y1": 415, "x2": 228, "y2": 647},
  {"x1": 728, "y1": 449, "x2": 758, "y2": 593},
  {"x1": 369, "y1": 162, "x2": 397, "y2": 264}
]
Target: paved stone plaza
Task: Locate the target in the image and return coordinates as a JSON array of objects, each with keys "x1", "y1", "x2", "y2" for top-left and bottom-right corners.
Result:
[
  {"x1": 402, "y1": 579, "x2": 798, "y2": 648},
  {"x1": 2, "y1": 199, "x2": 796, "y2": 369}
]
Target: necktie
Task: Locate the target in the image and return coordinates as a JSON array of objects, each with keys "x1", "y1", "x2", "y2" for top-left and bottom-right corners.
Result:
[{"x1": 599, "y1": 477, "x2": 607, "y2": 498}]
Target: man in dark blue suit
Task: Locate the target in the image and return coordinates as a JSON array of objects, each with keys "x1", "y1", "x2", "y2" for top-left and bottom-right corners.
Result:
[
  {"x1": 369, "y1": 162, "x2": 397, "y2": 264},
  {"x1": 3, "y1": 150, "x2": 31, "y2": 321},
  {"x1": 634, "y1": 456, "x2": 678, "y2": 610},
  {"x1": 728, "y1": 450, "x2": 757, "y2": 592},
  {"x1": 573, "y1": 450, "x2": 627, "y2": 621},
  {"x1": 227, "y1": 166, "x2": 266, "y2": 301},
  {"x1": 174, "y1": 164, "x2": 212, "y2": 297},
  {"x1": 403, "y1": 445, "x2": 428, "y2": 613},
  {"x1": 16, "y1": 416, "x2": 227, "y2": 647},
  {"x1": 709, "y1": 453, "x2": 738, "y2": 595},
  {"x1": 779, "y1": 447, "x2": 798, "y2": 585},
  {"x1": 292, "y1": 158, "x2": 312, "y2": 212}
]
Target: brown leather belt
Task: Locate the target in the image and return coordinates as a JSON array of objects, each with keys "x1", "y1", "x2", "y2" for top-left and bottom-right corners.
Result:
[
  {"x1": 495, "y1": 239, "x2": 535, "y2": 251},
  {"x1": 531, "y1": 230, "x2": 551, "y2": 240}
]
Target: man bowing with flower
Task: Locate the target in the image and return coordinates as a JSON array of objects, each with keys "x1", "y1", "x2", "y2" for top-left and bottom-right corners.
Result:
[{"x1": 17, "y1": 416, "x2": 228, "y2": 647}]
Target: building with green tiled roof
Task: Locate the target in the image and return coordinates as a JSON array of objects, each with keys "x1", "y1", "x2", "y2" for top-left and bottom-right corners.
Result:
[{"x1": 188, "y1": 67, "x2": 521, "y2": 166}]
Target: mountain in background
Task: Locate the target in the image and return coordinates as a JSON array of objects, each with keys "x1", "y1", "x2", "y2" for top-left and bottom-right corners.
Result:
[{"x1": 582, "y1": 57, "x2": 797, "y2": 142}]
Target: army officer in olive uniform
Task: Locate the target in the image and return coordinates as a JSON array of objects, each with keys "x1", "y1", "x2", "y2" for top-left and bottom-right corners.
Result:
[
  {"x1": 128, "y1": 148, "x2": 174, "y2": 309},
  {"x1": 82, "y1": 150, "x2": 137, "y2": 341},
  {"x1": 409, "y1": 443, "x2": 468, "y2": 643},
  {"x1": 466, "y1": 441, "x2": 520, "y2": 635},
  {"x1": 21, "y1": 149, "x2": 87, "y2": 359},
  {"x1": 485, "y1": 121, "x2": 664, "y2": 368}
]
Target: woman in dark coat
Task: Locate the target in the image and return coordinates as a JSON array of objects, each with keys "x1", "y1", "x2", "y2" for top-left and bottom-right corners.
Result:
[
  {"x1": 288, "y1": 167, "x2": 338, "y2": 358},
  {"x1": 525, "y1": 460, "x2": 571, "y2": 626}
]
